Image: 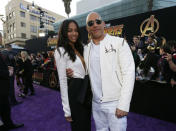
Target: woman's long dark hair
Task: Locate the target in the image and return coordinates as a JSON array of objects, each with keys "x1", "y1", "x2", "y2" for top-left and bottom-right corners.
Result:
[{"x1": 56, "y1": 19, "x2": 83, "y2": 62}]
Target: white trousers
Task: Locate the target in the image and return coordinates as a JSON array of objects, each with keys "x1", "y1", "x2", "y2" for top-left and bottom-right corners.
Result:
[
  {"x1": 0, "y1": 120, "x2": 3, "y2": 126},
  {"x1": 92, "y1": 101, "x2": 127, "y2": 131}
]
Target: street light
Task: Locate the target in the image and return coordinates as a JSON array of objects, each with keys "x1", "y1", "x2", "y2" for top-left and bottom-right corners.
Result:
[
  {"x1": 0, "y1": 14, "x2": 5, "y2": 23},
  {"x1": 38, "y1": 32, "x2": 45, "y2": 37},
  {"x1": 38, "y1": 7, "x2": 45, "y2": 28},
  {"x1": 27, "y1": 2, "x2": 48, "y2": 37},
  {"x1": 32, "y1": 1, "x2": 35, "y2": 7},
  {"x1": 27, "y1": 2, "x2": 46, "y2": 29}
]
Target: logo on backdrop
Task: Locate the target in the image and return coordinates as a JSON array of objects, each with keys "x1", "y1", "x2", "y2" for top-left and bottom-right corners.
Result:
[
  {"x1": 47, "y1": 37, "x2": 58, "y2": 47},
  {"x1": 140, "y1": 15, "x2": 159, "y2": 37},
  {"x1": 104, "y1": 24, "x2": 124, "y2": 36}
]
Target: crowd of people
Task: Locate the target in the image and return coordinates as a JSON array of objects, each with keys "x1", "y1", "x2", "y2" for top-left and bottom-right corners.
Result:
[
  {"x1": 0, "y1": 44, "x2": 55, "y2": 130},
  {"x1": 16, "y1": 50, "x2": 55, "y2": 95},
  {"x1": 1, "y1": 11, "x2": 176, "y2": 131},
  {"x1": 129, "y1": 35, "x2": 176, "y2": 87}
]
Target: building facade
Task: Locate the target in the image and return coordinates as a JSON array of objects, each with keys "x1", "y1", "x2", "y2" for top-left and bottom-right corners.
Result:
[
  {"x1": 3, "y1": 0, "x2": 65, "y2": 46},
  {"x1": 54, "y1": 0, "x2": 176, "y2": 30},
  {"x1": 76, "y1": 0, "x2": 120, "y2": 15},
  {"x1": 0, "y1": 31, "x2": 2, "y2": 46}
]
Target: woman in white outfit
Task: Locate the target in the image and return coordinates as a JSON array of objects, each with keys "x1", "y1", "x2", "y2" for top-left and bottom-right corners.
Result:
[{"x1": 54, "y1": 19, "x2": 91, "y2": 131}]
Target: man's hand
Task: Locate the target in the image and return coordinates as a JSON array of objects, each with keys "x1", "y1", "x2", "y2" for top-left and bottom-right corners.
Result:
[
  {"x1": 66, "y1": 68, "x2": 73, "y2": 78},
  {"x1": 165, "y1": 53, "x2": 172, "y2": 62},
  {"x1": 170, "y1": 78, "x2": 176, "y2": 88},
  {"x1": 65, "y1": 116, "x2": 73, "y2": 122},
  {"x1": 8, "y1": 66, "x2": 14, "y2": 76},
  {"x1": 115, "y1": 109, "x2": 128, "y2": 118},
  {"x1": 19, "y1": 70, "x2": 24, "y2": 75}
]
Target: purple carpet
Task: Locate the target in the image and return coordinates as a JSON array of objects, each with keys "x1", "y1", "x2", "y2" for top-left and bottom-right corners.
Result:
[{"x1": 11, "y1": 84, "x2": 176, "y2": 131}]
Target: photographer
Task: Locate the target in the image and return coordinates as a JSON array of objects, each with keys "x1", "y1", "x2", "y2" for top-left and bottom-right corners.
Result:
[
  {"x1": 158, "y1": 44, "x2": 176, "y2": 87},
  {"x1": 165, "y1": 53, "x2": 176, "y2": 72},
  {"x1": 138, "y1": 44, "x2": 160, "y2": 80},
  {"x1": 165, "y1": 41, "x2": 176, "y2": 72}
]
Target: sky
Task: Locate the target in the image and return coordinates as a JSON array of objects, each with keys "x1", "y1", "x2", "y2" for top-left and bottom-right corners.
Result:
[{"x1": 0, "y1": 0, "x2": 81, "y2": 31}]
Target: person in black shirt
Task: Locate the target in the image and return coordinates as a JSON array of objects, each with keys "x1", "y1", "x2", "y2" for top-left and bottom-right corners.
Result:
[
  {"x1": 0, "y1": 52, "x2": 24, "y2": 130},
  {"x1": 1, "y1": 44, "x2": 21, "y2": 106},
  {"x1": 20, "y1": 51, "x2": 35, "y2": 96}
]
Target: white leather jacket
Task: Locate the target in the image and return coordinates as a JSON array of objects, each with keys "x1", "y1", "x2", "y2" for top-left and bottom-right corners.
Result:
[{"x1": 84, "y1": 34, "x2": 135, "y2": 112}]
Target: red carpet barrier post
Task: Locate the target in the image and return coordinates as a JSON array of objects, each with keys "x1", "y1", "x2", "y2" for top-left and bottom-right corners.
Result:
[{"x1": 33, "y1": 68, "x2": 59, "y2": 91}]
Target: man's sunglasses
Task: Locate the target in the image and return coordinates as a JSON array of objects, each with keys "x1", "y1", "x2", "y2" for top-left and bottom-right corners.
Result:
[{"x1": 87, "y1": 19, "x2": 102, "y2": 27}]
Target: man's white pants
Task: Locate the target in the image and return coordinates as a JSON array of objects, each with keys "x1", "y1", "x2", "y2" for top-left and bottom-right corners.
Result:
[
  {"x1": 0, "y1": 119, "x2": 3, "y2": 126},
  {"x1": 92, "y1": 101, "x2": 127, "y2": 131}
]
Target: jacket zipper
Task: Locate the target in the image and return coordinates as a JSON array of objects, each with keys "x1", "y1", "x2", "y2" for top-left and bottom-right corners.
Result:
[
  {"x1": 100, "y1": 45, "x2": 103, "y2": 99},
  {"x1": 115, "y1": 71, "x2": 122, "y2": 87}
]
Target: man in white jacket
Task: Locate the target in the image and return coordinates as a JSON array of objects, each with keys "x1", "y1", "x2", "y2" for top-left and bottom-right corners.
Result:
[
  {"x1": 85, "y1": 12, "x2": 135, "y2": 131},
  {"x1": 67, "y1": 12, "x2": 135, "y2": 131}
]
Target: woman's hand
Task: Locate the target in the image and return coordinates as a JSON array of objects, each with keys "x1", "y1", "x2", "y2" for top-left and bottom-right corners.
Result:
[{"x1": 65, "y1": 116, "x2": 73, "y2": 122}]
